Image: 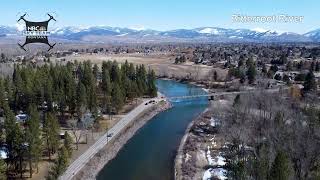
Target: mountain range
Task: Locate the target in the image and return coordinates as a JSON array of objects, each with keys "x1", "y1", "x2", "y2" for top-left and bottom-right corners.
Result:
[{"x1": 1, "y1": 25, "x2": 320, "y2": 43}]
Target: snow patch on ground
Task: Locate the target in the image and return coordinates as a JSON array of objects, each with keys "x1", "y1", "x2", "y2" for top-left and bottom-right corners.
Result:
[
  {"x1": 202, "y1": 169, "x2": 212, "y2": 180},
  {"x1": 210, "y1": 135, "x2": 217, "y2": 147},
  {"x1": 206, "y1": 146, "x2": 214, "y2": 165},
  {"x1": 213, "y1": 155, "x2": 226, "y2": 166},
  {"x1": 212, "y1": 168, "x2": 227, "y2": 180},
  {"x1": 185, "y1": 153, "x2": 191, "y2": 163},
  {"x1": 202, "y1": 168, "x2": 212, "y2": 180},
  {"x1": 210, "y1": 117, "x2": 220, "y2": 127},
  {"x1": 206, "y1": 145, "x2": 226, "y2": 166},
  {"x1": 202, "y1": 88, "x2": 209, "y2": 92},
  {"x1": 202, "y1": 168, "x2": 227, "y2": 180}
]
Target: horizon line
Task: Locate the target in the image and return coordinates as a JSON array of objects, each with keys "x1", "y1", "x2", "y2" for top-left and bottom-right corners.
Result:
[{"x1": 2, "y1": 24, "x2": 318, "y2": 35}]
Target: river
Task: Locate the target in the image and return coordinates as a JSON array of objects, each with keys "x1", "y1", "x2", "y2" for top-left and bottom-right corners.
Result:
[{"x1": 97, "y1": 79, "x2": 208, "y2": 180}]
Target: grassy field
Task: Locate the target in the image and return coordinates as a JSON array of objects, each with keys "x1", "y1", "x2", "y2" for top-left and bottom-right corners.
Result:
[{"x1": 56, "y1": 53, "x2": 228, "y2": 81}]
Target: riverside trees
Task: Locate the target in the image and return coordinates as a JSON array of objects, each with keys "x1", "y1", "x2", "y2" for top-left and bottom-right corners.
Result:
[
  {"x1": 0, "y1": 60, "x2": 157, "y2": 178},
  {"x1": 219, "y1": 90, "x2": 320, "y2": 180}
]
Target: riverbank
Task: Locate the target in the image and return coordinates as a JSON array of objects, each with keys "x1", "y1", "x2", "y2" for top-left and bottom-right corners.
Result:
[
  {"x1": 174, "y1": 108, "x2": 208, "y2": 180},
  {"x1": 72, "y1": 99, "x2": 172, "y2": 180},
  {"x1": 174, "y1": 99, "x2": 232, "y2": 180}
]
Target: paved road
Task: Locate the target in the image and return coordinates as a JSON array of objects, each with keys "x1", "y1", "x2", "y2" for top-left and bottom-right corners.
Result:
[{"x1": 59, "y1": 98, "x2": 161, "y2": 180}]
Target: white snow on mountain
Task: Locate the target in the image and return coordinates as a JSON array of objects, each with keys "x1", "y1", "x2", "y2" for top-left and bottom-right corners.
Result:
[
  {"x1": 252, "y1": 27, "x2": 268, "y2": 33},
  {"x1": 15, "y1": 23, "x2": 24, "y2": 32},
  {"x1": 199, "y1": 28, "x2": 219, "y2": 35},
  {"x1": 129, "y1": 26, "x2": 146, "y2": 31},
  {"x1": 0, "y1": 25, "x2": 317, "y2": 42},
  {"x1": 229, "y1": 36, "x2": 243, "y2": 39},
  {"x1": 304, "y1": 29, "x2": 320, "y2": 37},
  {"x1": 51, "y1": 26, "x2": 87, "y2": 34},
  {"x1": 116, "y1": 33, "x2": 128, "y2": 36}
]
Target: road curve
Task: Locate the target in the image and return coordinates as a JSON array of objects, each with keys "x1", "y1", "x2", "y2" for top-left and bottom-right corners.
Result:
[{"x1": 59, "y1": 98, "x2": 160, "y2": 180}]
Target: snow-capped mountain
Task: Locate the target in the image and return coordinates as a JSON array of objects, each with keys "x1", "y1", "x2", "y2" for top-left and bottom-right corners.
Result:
[
  {"x1": 0, "y1": 25, "x2": 17, "y2": 37},
  {"x1": 304, "y1": 29, "x2": 320, "y2": 42},
  {"x1": 0, "y1": 25, "x2": 317, "y2": 43}
]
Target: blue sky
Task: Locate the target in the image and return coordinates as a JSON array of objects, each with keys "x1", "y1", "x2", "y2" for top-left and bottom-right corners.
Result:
[{"x1": 1, "y1": 0, "x2": 319, "y2": 33}]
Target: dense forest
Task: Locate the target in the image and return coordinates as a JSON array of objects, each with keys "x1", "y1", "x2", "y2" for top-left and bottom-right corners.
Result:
[{"x1": 0, "y1": 60, "x2": 157, "y2": 179}]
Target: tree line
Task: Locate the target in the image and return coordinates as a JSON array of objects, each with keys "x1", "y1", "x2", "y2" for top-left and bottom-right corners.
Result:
[{"x1": 0, "y1": 60, "x2": 157, "y2": 179}]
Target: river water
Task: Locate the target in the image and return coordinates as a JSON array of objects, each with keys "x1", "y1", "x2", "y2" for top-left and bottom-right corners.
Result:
[{"x1": 97, "y1": 79, "x2": 208, "y2": 180}]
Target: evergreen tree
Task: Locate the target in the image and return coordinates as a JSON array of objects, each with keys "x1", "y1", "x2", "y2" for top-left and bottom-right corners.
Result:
[
  {"x1": 128, "y1": 63, "x2": 136, "y2": 81},
  {"x1": 64, "y1": 69, "x2": 77, "y2": 114},
  {"x1": 87, "y1": 84, "x2": 98, "y2": 113},
  {"x1": 213, "y1": 71, "x2": 218, "y2": 81},
  {"x1": 239, "y1": 70, "x2": 246, "y2": 84},
  {"x1": 64, "y1": 131, "x2": 73, "y2": 157},
  {"x1": 269, "y1": 151, "x2": 293, "y2": 180},
  {"x1": 233, "y1": 94, "x2": 241, "y2": 107},
  {"x1": 274, "y1": 74, "x2": 282, "y2": 81},
  {"x1": 46, "y1": 147, "x2": 69, "y2": 180},
  {"x1": 92, "y1": 64, "x2": 99, "y2": 82},
  {"x1": 254, "y1": 158, "x2": 270, "y2": 180},
  {"x1": 128, "y1": 80, "x2": 138, "y2": 99},
  {"x1": 254, "y1": 144, "x2": 270, "y2": 180},
  {"x1": 121, "y1": 60, "x2": 130, "y2": 81},
  {"x1": 101, "y1": 68, "x2": 112, "y2": 113},
  {"x1": 270, "y1": 64, "x2": 279, "y2": 73},
  {"x1": 43, "y1": 113, "x2": 60, "y2": 160},
  {"x1": 303, "y1": 71, "x2": 317, "y2": 91},
  {"x1": 80, "y1": 61, "x2": 97, "y2": 111},
  {"x1": 247, "y1": 64, "x2": 257, "y2": 84},
  {"x1": 101, "y1": 69, "x2": 112, "y2": 95},
  {"x1": 246, "y1": 56, "x2": 254, "y2": 66},
  {"x1": 111, "y1": 83, "x2": 124, "y2": 113},
  {"x1": 228, "y1": 160, "x2": 247, "y2": 180},
  {"x1": 0, "y1": 158, "x2": 6, "y2": 180},
  {"x1": 43, "y1": 71, "x2": 54, "y2": 111},
  {"x1": 136, "y1": 65, "x2": 147, "y2": 94},
  {"x1": 147, "y1": 69, "x2": 157, "y2": 97},
  {"x1": 26, "y1": 104, "x2": 42, "y2": 177},
  {"x1": 4, "y1": 104, "x2": 23, "y2": 177},
  {"x1": 110, "y1": 61, "x2": 122, "y2": 84},
  {"x1": 76, "y1": 82, "x2": 87, "y2": 116},
  {"x1": 0, "y1": 53, "x2": 5, "y2": 61},
  {"x1": 238, "y1": 59, "x2": 244, "y2": 67}
]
